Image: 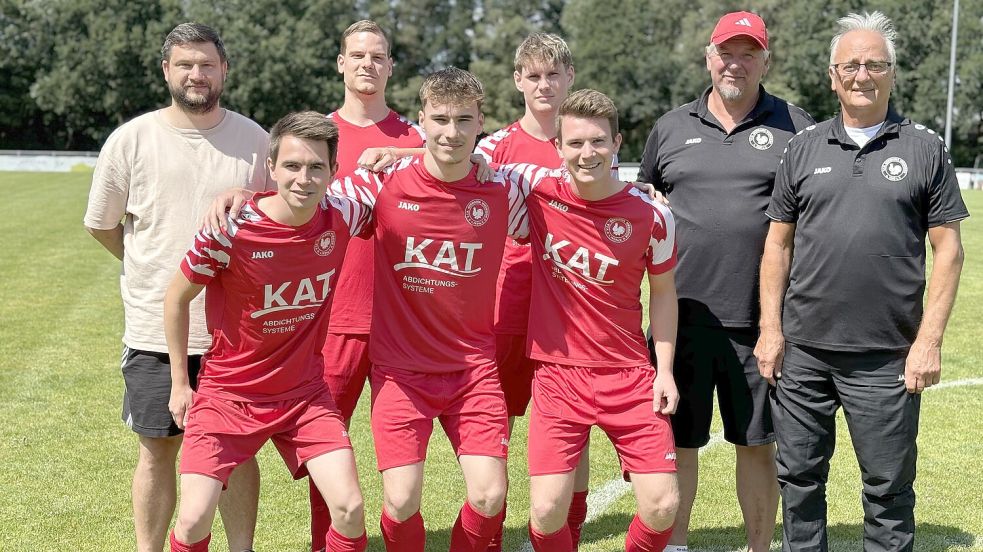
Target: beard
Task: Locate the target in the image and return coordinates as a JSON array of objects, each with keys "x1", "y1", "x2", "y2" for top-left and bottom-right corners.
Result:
[
  {"x1": 169, "y1": 80, "x2": 222, "y2": 115},
  {"x1": 716, "y1": 82, "x2": 746, "y2": 101}
]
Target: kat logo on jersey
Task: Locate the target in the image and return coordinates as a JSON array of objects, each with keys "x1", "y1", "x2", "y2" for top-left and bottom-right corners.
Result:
[
  {"x1": 394, "y1": 236, "x2": 484, "y2": 277},
  {"x1": 543, "y1": 232, "x2": 620, "y2": 285},
  {"x1": 255, "y1": 269, "x2": 337, "y2": 317}
]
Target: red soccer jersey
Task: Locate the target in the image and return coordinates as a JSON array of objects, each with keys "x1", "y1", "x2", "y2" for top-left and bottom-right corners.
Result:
[
  {"x1": 326, "y1": 110, "x2": 426, "y2": 334},
  {"x1": 476, "y1": 121, "x2": 622, "y2": 336},
  {"x1": 475, "y1": 122, "x2": 560, "y2": 335},
  {"x1": 334, "y1": 155, "x2": 526, "y2": 374},
  {"x1": 501, "y1": 164, "x2": 676, "y2": 367},
  {"x1": 180, "y1": 191, "x2": 372, "y2": 401}
]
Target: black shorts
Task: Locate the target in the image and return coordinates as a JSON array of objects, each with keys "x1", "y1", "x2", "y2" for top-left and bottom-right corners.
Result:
[
  {"x1": 650, "y1": 326, "x2": 773, "y2": 448},
  {"x1": 120, "y1": 347, "x2": 201, "y2": 438}
]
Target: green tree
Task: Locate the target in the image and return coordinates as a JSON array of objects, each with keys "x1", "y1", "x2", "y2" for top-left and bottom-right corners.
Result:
[
  {"x1": 561, "y1": 0, "x2": 694, "y2": 159},
  {"x1": 184, "y1": 0, "x2": 357, "y2": 128},
  {"x1": 470, "y1": 0, "x2": 564, "y2": 131},
  {"x1": 24, "y1": 0, "x2": 171, "y2": 149},
  {"x1": 0, "y1": 0, "x2": 49, "y2": 148}
]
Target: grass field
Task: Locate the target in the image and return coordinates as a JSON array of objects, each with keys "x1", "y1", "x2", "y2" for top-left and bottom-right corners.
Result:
[{"x1": 0, "y1": 171, "x2": 980, "y2": 551}]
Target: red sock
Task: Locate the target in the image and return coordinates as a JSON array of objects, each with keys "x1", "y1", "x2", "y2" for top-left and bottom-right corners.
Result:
[
  {"x1": 380, "y1": 508, "x2": 425, "y2": 552},
  {"x1": 169, "y1": 530, "x2": 210, "y2": 552},
  {"x1": 310, "y1": 477, "x2": 332, "y2": 551},
  {"x1": 485, "y1": 500, "x2": 506, "y2": 552},
  {"x1": 450, "y1": 501, "x2": 504, "y2": 551},
  {"x1": 624, "y1": 515, "x2": 672, "y2": 552},
  {"x1": 325, "y1": 526, "x2": 367, "y2": 552},
  {"x1": 567, "y1": 490, "x2": 589, "y2": 549},
  {"x1": 528, "y1": 523, "x2": 572, "y2": 552}
]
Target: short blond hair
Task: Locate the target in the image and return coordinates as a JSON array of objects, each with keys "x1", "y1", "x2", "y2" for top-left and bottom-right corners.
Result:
[
  {"x1": 340, "y1": 20, "x2": 390, "y2": 56},
  {"x1": 556, "y1": 89, "x2": 618, "y2": 141},
  {"x1": 514, "y1": 32, "x2": 573, "y2": 73},
  {"x1": 419, "y1": 67, "x2": 484, "y2": 110}
]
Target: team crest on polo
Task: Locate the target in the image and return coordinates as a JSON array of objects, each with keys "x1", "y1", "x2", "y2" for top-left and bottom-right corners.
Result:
[
  {"x1": 465, "y1": 199, "x2": 490, "y2": 227},
  {"x1": 881, "y1": 157, "x2": 908, "y2": 182},
  {"x1": 748, "y1": 128, "x2": 774, "y2": 150},
  {"x1": 314, "y1": 230, "x2": 337, "y2": 256},
  {"x1": 604, "y1": 217, "x2": 632, "y2": 243}
]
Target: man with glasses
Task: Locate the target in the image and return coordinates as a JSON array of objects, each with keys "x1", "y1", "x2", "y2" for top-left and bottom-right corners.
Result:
[
  {"x1": 637, "y1": 12, "x2": 812, "y2": 552},
  {"x1": 756, "y1": 11, "x2": 967, "y2": 551}
]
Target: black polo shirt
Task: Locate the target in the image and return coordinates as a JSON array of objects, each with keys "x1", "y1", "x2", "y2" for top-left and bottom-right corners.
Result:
[
  {"x1": 639, "y1": 86, "x2": 814, "y2": 328},
  {"x1": 767, "y1": 110, "x2": 969, "y2": 352}
]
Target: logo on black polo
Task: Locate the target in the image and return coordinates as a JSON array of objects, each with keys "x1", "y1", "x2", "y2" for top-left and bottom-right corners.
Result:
[
  {"x1": 604, "y1": 217, "x2": 632, "y2": 243},
  {"x1": 881, "y1": 157, "x2": 908, "y2": 182},
  {"x1": 465, "y1": 199, "x2": 490, "y2": 227},
  {"x1": 748, "y1": 128, "x2": 774, "y2": 150}
]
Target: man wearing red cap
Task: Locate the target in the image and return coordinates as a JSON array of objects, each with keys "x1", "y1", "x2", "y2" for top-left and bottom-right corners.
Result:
[{"x1": 638, "y1": 11, "x2": 813, "y2": 552}]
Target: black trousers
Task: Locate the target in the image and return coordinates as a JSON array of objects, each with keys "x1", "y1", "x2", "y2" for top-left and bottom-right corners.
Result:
[{"x1": 773, "y1": 342, "x2": 920, "y2": 552}]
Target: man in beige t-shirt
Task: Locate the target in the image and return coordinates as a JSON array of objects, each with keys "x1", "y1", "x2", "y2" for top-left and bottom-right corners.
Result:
[{"x1": 84, "y1": 22, "x2": 269, "y2": 552}]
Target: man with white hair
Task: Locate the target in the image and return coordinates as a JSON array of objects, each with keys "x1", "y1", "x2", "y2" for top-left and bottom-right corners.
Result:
[
  {"x1": 638, "y1": 11, "x2": 812, "y2": 552},
  {"x1": 756, "y1": 11, "x2": 967, "y2": 551}
]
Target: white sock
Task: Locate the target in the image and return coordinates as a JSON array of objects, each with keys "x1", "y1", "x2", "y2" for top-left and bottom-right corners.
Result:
[{"x1": 663, "y1": 546, "x2": 688, "y2": 552}]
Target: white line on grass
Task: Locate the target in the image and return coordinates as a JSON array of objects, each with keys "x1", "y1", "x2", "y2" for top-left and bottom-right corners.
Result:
[
  {"x1": 512, "y1": 378, "x2": 983, "y2": 552},
  {"x1": 928, "y1": 377, "x2": 983, "y2": 390}
]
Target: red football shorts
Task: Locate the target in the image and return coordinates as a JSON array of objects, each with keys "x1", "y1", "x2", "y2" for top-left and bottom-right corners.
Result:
[
  {"x1": 322, "y1": 332, "x2": 372, "y2": 420},
  {"x1": 528, "y1": 362, "x2": 676, "y2": 479},
  {"x1": 370, "y1": 363, "x2": 509, "y2": 471},
  {"x1": 180, "y1": 391, "x2": 351, "y2": 487},
  {"x1": 495, "y1": 333, "x2": 536, "y2": 417}
]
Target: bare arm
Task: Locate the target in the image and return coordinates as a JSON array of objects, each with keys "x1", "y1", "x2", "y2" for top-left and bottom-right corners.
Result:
[
  {"x1": 163, "y1": 270, "x2": 205, "y2": 429},
  {"x1": 85, "y1": 224, "x2": 124, "y2": 261},
  {"x1": 649, "y1": 269, "x2": 679, "y2": 415},
  {"x1": 357, "y1": 147, "x2": 426, "y2": 172},
  {"x1": 754, "y1": 221, "x2": 796, "y2": 385},
  {"x1": 201, "y1": 187, "x2": 255, "y2": 232},
  {"x1": 905, "y1": 222, "x2": 965, "y2": 393}
]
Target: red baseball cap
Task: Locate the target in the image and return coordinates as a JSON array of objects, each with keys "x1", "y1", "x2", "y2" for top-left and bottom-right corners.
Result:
[{"x1": 710, "y1": 11, "x2": 768, "y2": 50}]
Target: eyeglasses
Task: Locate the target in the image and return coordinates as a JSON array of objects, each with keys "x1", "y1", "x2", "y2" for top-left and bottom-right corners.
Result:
[{"x1": 830, "y1": 61, "x2": 893, "y2": 76}]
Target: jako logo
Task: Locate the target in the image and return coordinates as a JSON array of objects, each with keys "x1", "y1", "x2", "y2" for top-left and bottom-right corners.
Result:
[
  {"x1": 548, "y1": 200, "x2": 569, "y2": 212},
  {"x1": 398, "y1": 201, "x2": 420, "y2": 212},
  {"x1": 814, "y1": 167, "x2": 832, "y2": 174},
  {"x1": 251, "y1": 250, "x2": 274, "y2": 259},
  {"x1": 685, "y1": 138, "x2": 702, "y2": 145}
]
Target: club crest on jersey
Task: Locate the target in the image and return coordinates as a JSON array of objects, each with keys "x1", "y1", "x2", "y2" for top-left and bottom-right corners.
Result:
[
  {"x1": 881, "y1": 157, "x2": 908, "y2": 182},
  {"x1": 465, "y1": 199, "x2": 490, "y2": 227},
  {"x1": 748, "y1": 128, "x2": 774, "y2": 150},
  {"x1": 314, "y1": 230, "x2": 337, "y2": 256},
  {"x1": 604, "y1": 217, "x2": 632, "y2": 244}
]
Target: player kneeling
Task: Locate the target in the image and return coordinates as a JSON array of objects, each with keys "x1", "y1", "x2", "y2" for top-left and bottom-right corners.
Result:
[
  {"x1": 164, "y1": 112, "x2": 372, "y2": 552},
  {"x1": 501, "y1": 89, "x2": 680, "y2": 551}
]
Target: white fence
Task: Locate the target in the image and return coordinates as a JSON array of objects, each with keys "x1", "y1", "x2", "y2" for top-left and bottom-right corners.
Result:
[{"x1": 0, "y1": 150, "x2": 99, "y2": 172}]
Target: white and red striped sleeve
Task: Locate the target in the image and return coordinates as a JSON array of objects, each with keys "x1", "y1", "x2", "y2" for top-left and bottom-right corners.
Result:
[
  {"x1": 325, "y1": 194, "x2": 374, "y2": 239},
  {"x1": 180, "y1": 226, "x2": 233, "y2": 284},
  {"x1": 474, "y1": 127, "x2": 510, "y2": 163},
  {"x1": 643, "y1": 194, "x2": 677, "y2": 274}
]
